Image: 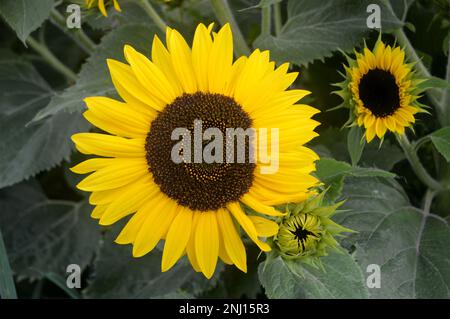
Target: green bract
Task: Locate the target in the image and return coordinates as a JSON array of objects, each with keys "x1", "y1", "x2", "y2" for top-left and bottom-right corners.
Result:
[{"x1": 273, "y1": 191, "x2": 353, "y2": 269}]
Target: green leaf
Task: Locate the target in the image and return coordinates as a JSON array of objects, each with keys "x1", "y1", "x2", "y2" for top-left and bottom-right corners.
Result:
[
  {"x1": 0, "y1": 57, "x2": 89, "y2": 188},
  {"x1": 0, "y1": 181, "x2": 101, "y2": 280},
  {"x1": 356, "y1": 207, "x2": 450, "y2": 298},
  {"x1": 417, "y1": 76, "x2": 450, "y2": 91},
  {"x1": 334, "y1": 176, "x2": 410, "y2": 246},
  {"x1": 33, "y1": 23, "x2": 161, "y2": 121},
  {"x1": 253, "y1": 0, "x2": 403, "y2": 66},
  {"x1": 347, "y1": 126, "x2": 365, "y2": 166},
  {"x1": 430, "y1": 127, "x2": 450, "y2": 162},
  {"x1": 0, "y1": 229, "x2": 17, "y2": 299},
  {"x1": 334, "y1": 176, "x2": 450, "y2": 298},
  {"x1": 258, "y1": 251, "x2": 369, "y2": 298},
  {"x1": 313, "y1": 127, "x2": 404, "y2": 171},
  {"x1": 315, "y1": 158, "x2": 395, "y2": 201},
  {"x1": 0, "y1": 0, "x2": 54, "y2": 43},
  {"x1": 84, "y1": 227, "x2": 221, "y2": 298}
]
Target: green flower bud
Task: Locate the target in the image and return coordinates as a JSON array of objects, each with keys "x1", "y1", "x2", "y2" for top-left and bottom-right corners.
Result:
[{"x1": 273, "y1": 191, "x2": 353, "y2": 267}]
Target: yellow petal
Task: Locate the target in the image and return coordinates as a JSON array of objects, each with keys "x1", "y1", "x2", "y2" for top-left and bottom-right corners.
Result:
[
  {"x1": 99, "y1": 177, "x2": 157, "y2": 225},
  {"x1": 240, "y1": 193, "x2": 284, "y2": 216},
  {"x1": 227, "y1": 202, "x2": 271, "y2": 252},
  {"x1": 91, "y1": 204, "x2": 107, "y2": 219},
  {"x1": 216, "y1": 209, "x2": 247, "y2": 272},
  {"x1": 107, "y1": 59, "x2": 164, "y2": 110},
  {"x1": 98, "y1": 0, "x2": 107, "y2": 16},
  {"x1": 195, "y1": 212, "x2": 219, "y2": 279},
  {"x1": 167, "y1": 29, "x2": 197, "y2": 93},
  {"x1": 161, "y1": 207, "x2": 193, "y2": 271},
  {"x1": 132, "y1": 195, "x2": 179, "y2": 257},
  {"x1": 208, "y1": 23, "x2": 233, "y2": 93},
  {"x1": 76, "y1": 158, "x2": 147, "y2": 191},
  {"x1": 115, "y1": 210, "x2": 149, "y2": 245},
  {"x1": 186, "y1": 212, "x2": 202, "y2": 272},
  {"x1": 124, "y1": 45, "x2": 177, "y2": 106},
  {"x1": 248, "y1": 215, "x2": 279, "y2": 237},
  {"x1": 70, "y1": 158, "x2": 112, "y2": 174},
  {"x1": 71, "y1": 133, "x2": 145, "y2": 158},
  {"x1": 192, "y1": 23, "x2": 213, "y2": 92},
  {"x1": 151, "y1": 35, "x2": 183, "y2": 95}
]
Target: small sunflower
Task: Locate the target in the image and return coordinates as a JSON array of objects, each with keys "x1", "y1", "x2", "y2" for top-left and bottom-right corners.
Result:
[
  {"x1": 71, "y1": 23, "x2": 320, "y2": 278},
  {"x1": 274, "y1": 191, "x2": 351, "y2": 268},
  {"x1": 335, "y1": 38, "x2": 426, "y2": 142},
  {"x1": 85, "y1": 0, "x2": 121, "y2": 17}
]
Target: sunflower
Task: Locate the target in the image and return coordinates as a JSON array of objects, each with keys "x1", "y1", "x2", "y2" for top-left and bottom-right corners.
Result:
[
  {"x1": 85, "y1": 0, "x2": 121, "y2": 17},
  {"x1": 336, "y1": 38, "x2": 425, "y2": 142},
  {"x1": 71, "y1": 23, "x2": 320, "y2": 279},
  {"x1": 274, "y1": 191, "x2": 351, "y2": 268}
]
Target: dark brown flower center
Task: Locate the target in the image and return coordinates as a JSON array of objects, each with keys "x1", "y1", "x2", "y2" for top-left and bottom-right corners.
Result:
[
  {"x1": 358, "y1": 68, "x2": 401, "y2": 117},
  {"x1": 145, "y1": 92, "x2": 255, "y2": 211}
]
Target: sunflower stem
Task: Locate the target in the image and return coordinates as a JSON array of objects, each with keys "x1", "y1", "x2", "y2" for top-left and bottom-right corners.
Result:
[
  {"x1": 273, "y1": 2, "x2": 283, "y2": 36},
  {"x1": 396, "y1": 134, "x2": 443, "y2": 191},
  {"x1": 440, "y1": 40, "x2": 450, "y2": 125},
  {"x1": 393, "y1": 28, "x2": 443, "y2": 116},
  {"x1": 210, "y1": 0, "x2": 251, "y2": 56},
  {"x1": 50, "y1": 9, "x2": 96, "y2": 54},
  {"x1": 136, "y1": 0, "x2": 167, "y2": 33},
  {"x1": 26, "y1": 37, "x2": 77, "y2": 82},
  {"x1": 261, "y1": 5, "x2": 271, "y2": 36},
  {"x1": 422, "y1": 189, "x2": 435, "y2": 215}
]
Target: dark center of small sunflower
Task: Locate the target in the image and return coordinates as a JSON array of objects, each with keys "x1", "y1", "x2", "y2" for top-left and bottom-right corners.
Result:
[
  {"x1": 358, "y1": 68, "x2": 401, "y2": 117},
  {"x1": 145, "y1": 92, "x2": 255, "y2": 211}
]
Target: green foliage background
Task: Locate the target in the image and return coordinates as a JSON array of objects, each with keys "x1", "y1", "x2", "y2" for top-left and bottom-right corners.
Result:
[{"x1": 0, "y1": 0, "x2": 449, "y2": 299}]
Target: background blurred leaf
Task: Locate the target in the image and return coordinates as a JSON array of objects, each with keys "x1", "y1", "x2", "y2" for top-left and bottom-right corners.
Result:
[
  {"x1": 0, "y1": 181, "x2": 101, "y2": 280},
  {"x1": 430, "y1": 126, "x2": 450, "y2": 162},
  {"x1": 313, "y1": 127, "x2": 405, "y2": 171},
  {"x1": 258, "y1": 251, "x2": 369, "y2": 298},
  {"x1": 253, "y1": 0, "x2": 403, "y2": 66},
  {"x1": 33, "y1": 23, "x2": 162, "y2": 121},
  {"x1": 334, "y1": 176, "x2": 450, "y2": 298},
  {"x1": 0, "y1": 0, "x2": 54, "y2": 43},
  {"x1": 347, "y1": 125, "x2": 365, "y2": 166},
  {"x1": 0, "y1": 229, "x2": 17, "y2": 299},
  {"x1": 315, "y1": 158, "x2": 395, "y2": 201},
  {"x1": 355, "y1": 206, "x2": 450, "y2": 298},
  {"x1": 0, "y1": 57, "x2": 89, "y2": 188},
  {"x1": 84, "y1": 228, "x2": 221, "y2": 298}
]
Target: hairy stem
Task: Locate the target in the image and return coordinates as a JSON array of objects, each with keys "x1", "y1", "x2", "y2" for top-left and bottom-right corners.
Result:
[
  {"x1": 273, "y1": 2, "x2": 282, "y2": 36},
  {"x1": 210, "y1": 0, "x2": 251, "y2": 56},
  {"x1": 26, "y1": 37, "x2": 77, "y2": 82},
  {"x1": 261, "y1": 5, "x2": 271, "y2": 36},
  {"x1": 136, "y1": 0, "x2": 167, "y2": 33},
  {"x1": 50, "y1": 9, "x2": 96, "y2": 54},
  {"x1": 396, "y1": 134, "x2": 442, "y2": 191}
]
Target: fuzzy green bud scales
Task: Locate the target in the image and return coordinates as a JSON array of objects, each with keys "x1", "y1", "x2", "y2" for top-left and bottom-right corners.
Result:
[{"x1": 273, "y1": 191, "x2": 353, "y2": 267}]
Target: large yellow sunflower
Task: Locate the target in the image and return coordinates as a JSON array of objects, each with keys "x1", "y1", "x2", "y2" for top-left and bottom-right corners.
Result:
[
  {"x1": 71, "y1": 23, "x2": 320, "y2": 279},
  {"x1": 85, "y1": 0, "x2": 121, "y2": 17},
  {"x1": 337, "y1": 38, "x2": 425, "y2": 142}
]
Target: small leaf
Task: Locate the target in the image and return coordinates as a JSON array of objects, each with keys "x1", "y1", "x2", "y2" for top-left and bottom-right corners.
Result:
[
  {"x1": 430, "y1": 127, "x2": 450, "y2": 162},
  {"x1": 258, "y1": 251, "x2": 369, "y2": 298},
  {"x1": 0, "y1": 0, "x2": 54, "y2": 43},
  {"x1": 347, "y1": 126, "x2": 365, "y2": 166}
]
